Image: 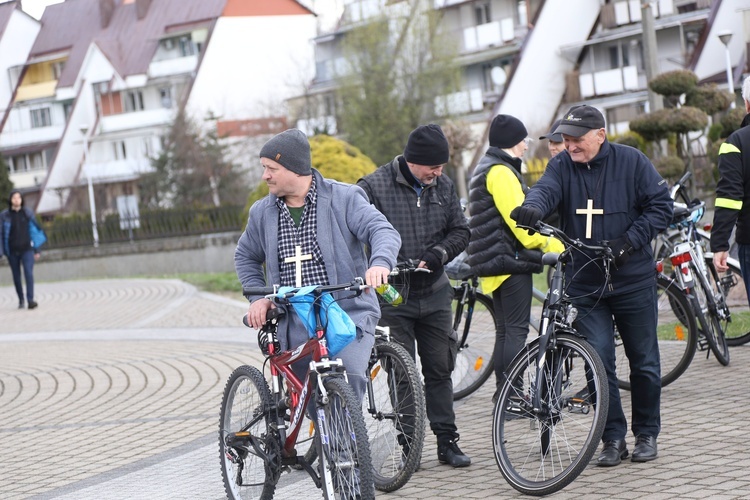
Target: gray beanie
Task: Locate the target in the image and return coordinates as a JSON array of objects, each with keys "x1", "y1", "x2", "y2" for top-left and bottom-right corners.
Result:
[{"x1": 259, "y1": 129, "x2": 312, "y2": 175}]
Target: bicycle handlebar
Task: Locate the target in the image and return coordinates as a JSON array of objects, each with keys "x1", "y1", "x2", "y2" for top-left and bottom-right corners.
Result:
[
  {"x1": 390, "y1": 260, "x2": 432, "y2": 276},
  {"x1": 242, "y1": 277, "x2": 368, "y2": 301},
  {"x1": 521, "y1": 220, "x2": 614, "y2": 258}
]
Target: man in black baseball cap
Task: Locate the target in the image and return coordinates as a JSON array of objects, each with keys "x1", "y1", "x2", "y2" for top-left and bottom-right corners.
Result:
[
  {"x1": 539, "y1": 119, "x2": 564, "y2": 157},
  {"x1": 552, "y1": 105, "x2": 607, "y2": 164},
  {"x1": 512, "y1": 102, "x2": 673, "y2": 468}
]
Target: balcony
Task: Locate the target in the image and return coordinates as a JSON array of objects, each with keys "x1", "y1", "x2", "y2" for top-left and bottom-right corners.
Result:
[
  {"x1": 147, "y1": 54, "x2": 199, "y2": 79},
  {"x1": 578, "y1": 66, "x2": 642, "y2": 98},
  {"x1": 462, "y1": 19, "x2": 514, "y2": 53},
  {"x1": 0, "y1": 125, "x2": 64, "y2": 150},
  {"x1": 85, "y1": 158, "x2": 152, "y2": 183},
  {"x1": 99, "y1": 108, "x2": 173, "y2": 134},
  {"x1": 599, "y1": 0, "x2": 682, "y2": 29},
  {"x1": 435, "y1": 88, "x2": 484, "y2": 116},
  {"x1": 15, "y1": 80, "x2": 57, "y2": 102}
]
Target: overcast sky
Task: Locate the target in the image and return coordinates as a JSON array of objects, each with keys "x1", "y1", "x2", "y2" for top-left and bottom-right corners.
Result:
[{"x1": 20, "y1": 0, "x2": 63, "y2": 19}]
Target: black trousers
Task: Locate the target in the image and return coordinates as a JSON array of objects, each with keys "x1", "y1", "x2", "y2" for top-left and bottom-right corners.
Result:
[
  {"x1": 490, "y1": 274, "x2": 533, "y2": 392},
  {"x1": 379, "y1": 283, "x2": 458, "y2": 441}
]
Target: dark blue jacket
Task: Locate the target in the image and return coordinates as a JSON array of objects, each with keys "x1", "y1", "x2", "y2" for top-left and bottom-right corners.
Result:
[
  {"x1": 1, "y1": 207, "x2": 46, "y2": 257},
  {"x1": 523, "y1": 140, "x2": 673, "y2": 296}
]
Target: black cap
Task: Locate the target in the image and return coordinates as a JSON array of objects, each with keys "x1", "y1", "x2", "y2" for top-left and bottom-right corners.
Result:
[
  {"x1": 554, "y1": 105, "x2": 605, "y2": 137},
  {"x1": 489, "y1": 114, "x2": 527, "y2": 149},
  {"x1": 539, "y1": 119, "x2": 563, "y2": 143},
  {"x1": 404, "y1": 124, "x2": 450, "y2": 166}
]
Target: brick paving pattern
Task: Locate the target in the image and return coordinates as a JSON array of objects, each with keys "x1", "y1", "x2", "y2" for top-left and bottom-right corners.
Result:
[{"x1": 2, "y1": 278, "x2": 750, "y2": 499}]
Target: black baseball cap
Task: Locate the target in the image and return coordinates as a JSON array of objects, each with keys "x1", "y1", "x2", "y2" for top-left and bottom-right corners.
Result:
[
  {"x1": 554, "y1": 105, "x2": 606, "y2": 137},
  {"x1": 539, "y1": 119, "x2": 563, "y2": 143}
]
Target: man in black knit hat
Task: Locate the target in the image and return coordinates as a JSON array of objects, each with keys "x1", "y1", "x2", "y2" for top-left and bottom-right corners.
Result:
[{"x1": 358, "y1": 124, "x2": 472, "y2": 467}]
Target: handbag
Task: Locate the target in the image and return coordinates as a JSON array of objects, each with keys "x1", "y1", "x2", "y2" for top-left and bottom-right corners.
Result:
[
  {"x1": 29, "y1": 219, "x2": 47, "y2": 249},
  {"x1": 277, "y1": 285, "x2": 356, "y2": 356}
]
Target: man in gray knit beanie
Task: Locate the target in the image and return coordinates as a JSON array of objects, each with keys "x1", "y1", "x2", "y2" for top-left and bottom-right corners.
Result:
[{"x1": 259, "y1": 128, "x2": 312, "y2": 176}]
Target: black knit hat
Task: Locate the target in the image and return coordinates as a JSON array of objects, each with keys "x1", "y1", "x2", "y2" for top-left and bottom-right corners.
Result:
[
  {"x1": 554, "y1": 105, "x2": 605, "y2": 137},
  {"x1": 489, "y1": 114, "x2": 527, "y2": 149},
  {"x1": 403, "y1": 124, "x2": 450, "y2": 166},
  {"x1": 259, "y1": 129, "x2": 312, "y2": 175}
]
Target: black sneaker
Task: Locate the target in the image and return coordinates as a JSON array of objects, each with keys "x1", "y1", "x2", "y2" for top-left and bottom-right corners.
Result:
[
  {"x1": 437, "y1": 438, "x2": 471, "y2": 467},
  {"x1": 18, "y1": 301, "x2": 24, "y2": 309},
  {"x1": 28, "y1": 301, "x2": 38, "y2": 310}
]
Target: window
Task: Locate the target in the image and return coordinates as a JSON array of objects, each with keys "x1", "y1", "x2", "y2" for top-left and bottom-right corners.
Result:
[
  {"x1": 475, "y1": 2, "x2": 491, "y2": 25},
  {"x1": 113, "y1": 140, "x2": 127, "y2": 160},
  {"x1": 51, "y1": 61, "x2": 65, "y2": 80},
  {"x1": 516, "y1": 0, "x2": 527, "y2": 26},
  {"x1": 29, "y1": 152, "x2": 44, "y2": 171},
  {"x1": 608, "y1": 44, "x2": 630, "y2": 69},
  {"x1": 9, "y1": 155, "x2": 25, "y2": 173},
  {"x1": 62, "y1": 101, "x2": 73, "y2": 121},
  {"x1": 179, "y1": 36, "x2": 195, "y2": 57},
  {"x1": 124, "y1": 90, "x2": 144, "y2": 112},
  {"x1": 30, "y1": 108, "x2": 51, "y2": 128},
  {"x1": 141, "y1": 137, "x2": 153, "y2": 158},
  {"x1": 159, "y1": 87, "x2": 172, "y2": 108}
]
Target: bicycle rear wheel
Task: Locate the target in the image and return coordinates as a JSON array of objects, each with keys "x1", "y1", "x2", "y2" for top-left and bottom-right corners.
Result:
[
  {"x1": 493, "y1": 333, "x2": 608, "y2": 496},
  {"x1": 708, "y1": 259, "x2": 750, "y2": 346},
  {"x1": 692, "y1": 264, "x2": 730, "y2": 366},
  {"x1": 452, "y1": 291, "x2": 496, "y2": 400},
  {"x1": 219, "y1": 365, "x2": 276, "y2": 500},
  {"x1": 616, "y1": 275, "x2": 697, "y2": 390},
  {"x1": 364, "y1": 341, "x2": 426, "y2": 492},
  {"x1": 315, "y1": 376, "x2": 375, "y2": 500}
]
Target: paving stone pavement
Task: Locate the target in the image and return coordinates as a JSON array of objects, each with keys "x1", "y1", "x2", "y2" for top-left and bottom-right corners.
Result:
[{"x1": 2, "y1": 278, "x2": 750, "y2": 499}]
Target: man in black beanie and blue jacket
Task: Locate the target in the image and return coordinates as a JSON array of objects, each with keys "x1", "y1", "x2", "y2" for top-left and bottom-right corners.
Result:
[{"x1": 358, "y1": 124, "x2": 472, "y2": 467}]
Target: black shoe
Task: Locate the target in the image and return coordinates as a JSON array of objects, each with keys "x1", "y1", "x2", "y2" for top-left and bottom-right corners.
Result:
[
  {"x1": 28, "y1": 301, "x2": 38, "y2": 310},
  {"x1": 437, "y1": 438, "x2": 471, "y2": 467},
  {"x1": 596, "y1": 439, "x2": 628, "y2": 467},
  {"x1": 18, "y1": 301, "x2": 24, "y2": 309},
  {"x1": 631, "y1": 435, "x2": 657, "y2": 462}
]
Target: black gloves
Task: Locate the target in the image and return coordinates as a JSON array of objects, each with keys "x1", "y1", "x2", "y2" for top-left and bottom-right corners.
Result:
[
  {"x1": 510, "y1": 206, "x2": 542, "y2": 235},
  {"x1": 610, "y1": 236, "x2": 635, "y2": 269},
  {"x1": 420, "y1": 247, "x2": 445, "y2": 272}
]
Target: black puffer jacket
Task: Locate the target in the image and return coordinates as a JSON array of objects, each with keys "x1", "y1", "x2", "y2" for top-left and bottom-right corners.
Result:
[{"x1": 468, "y1": 147, "x2": 542, "y2": 277}]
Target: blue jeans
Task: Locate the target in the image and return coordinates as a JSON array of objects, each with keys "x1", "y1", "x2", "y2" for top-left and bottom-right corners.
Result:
[
  {"x1": 7, "y1": 249, "x2": 35, "y2": 304},
  {"x1": 572, "y1": 285, "x2": 661, "y2": 441},
  {"x1": 737, "y1": 244, "x2": 750, "y2": 302}
]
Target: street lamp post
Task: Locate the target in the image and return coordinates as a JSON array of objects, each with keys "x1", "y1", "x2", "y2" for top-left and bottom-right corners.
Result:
[
  {"x1": 718, "y1": 30, "x2": 735, "y2": 109},
  {"x1": 80, "y1": 125, "x2": 99, "y2": 247}
]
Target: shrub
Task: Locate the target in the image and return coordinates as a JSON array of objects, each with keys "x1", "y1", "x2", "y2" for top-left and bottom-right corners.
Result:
[
  {"x1": 685, "y1": 84, "x2": 732, "y2": 115},
  {"x1": 652, "y1": 156, "x2": 685, "y2": 181},
  {"x1": 649, "y1": 70, "x2": 698, "y2": 97},
  {"x1": 629, "y1": 108, "x2": 672, "y2": 141},
  {"x1": 610, "y1": 131, "x2": 648, "y2": 153},
  {"x1": 666, "y1": 106, "x2": 708, "y2": 134},
  {"x1": 720, "y1": 107, "x2": 747, "y2": 138}
]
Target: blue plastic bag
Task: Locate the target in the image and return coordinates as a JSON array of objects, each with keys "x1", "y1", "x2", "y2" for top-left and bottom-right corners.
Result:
[{"x1": 277, "y1": 285, "x2": 356, "y2": 356}]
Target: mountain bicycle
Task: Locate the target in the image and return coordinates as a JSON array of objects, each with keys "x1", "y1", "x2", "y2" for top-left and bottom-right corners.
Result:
[
  {"x1": 219, "y1": 279, "x2": 374, "y2": 500},
  {"x1": 492, "y1": 221, "x2": 609, "y2": 496}
]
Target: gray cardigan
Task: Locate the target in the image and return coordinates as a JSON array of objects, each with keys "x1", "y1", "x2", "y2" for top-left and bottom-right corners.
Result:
[{"x1": 235, "y1": 169, "x2": 401, "y2": 351}]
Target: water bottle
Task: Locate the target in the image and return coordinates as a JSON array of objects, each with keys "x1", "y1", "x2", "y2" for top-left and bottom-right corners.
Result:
[{"x1": 376, "y1": 283, "x2": 403, "y2": 306}]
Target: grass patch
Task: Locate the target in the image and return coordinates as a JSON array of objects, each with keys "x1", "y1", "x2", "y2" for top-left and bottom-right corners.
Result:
[{"x1": 151, "y1": 272, "x2": 242, "y2": 295}]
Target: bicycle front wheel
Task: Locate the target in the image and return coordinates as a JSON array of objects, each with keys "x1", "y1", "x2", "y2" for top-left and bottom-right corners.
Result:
[
  {"x1": 452, "y1": 291, "x2": 496, "y2": 400},
  {"x1": 709, "y1": 259, "x2": 750, "y2": 346},
  {"x1": 315, "y1": 376, "x2": 375, "y2": 500},
  {"x1": 493, "y1": 333, "x2": 608, "y2": 496},
  {"x1": 219, "y1": 365, "x2": 276, "y2": 500},
  {"x1": 616, "y1": 275, "x2": 697, "y2": 390},
  {"x1": 364, "y1": 341, "x2": 426, "y2": 492}
]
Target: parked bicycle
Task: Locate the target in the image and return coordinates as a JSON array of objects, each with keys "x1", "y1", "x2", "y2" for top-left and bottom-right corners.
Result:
[
  {"x1": 615, "y1": 269, "x2": 698, "y2": 390},
  {"x1": 492, "y1": 220, "x2": 609, "y2": 496},
  {"x1": 219, "y1": 280, "x2": 374, "y2": 500},
  {"x1": 302, "y1": 325, "x2": 426, "y2": 492}
]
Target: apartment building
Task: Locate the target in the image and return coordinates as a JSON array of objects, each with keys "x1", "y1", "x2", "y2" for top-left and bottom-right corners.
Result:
[
  {"x1": 296, "y1": 0, "x2": 748, "y2": 169},
  {"x1": 3, "y1": 0, "x2": 315, "y2": 216}
]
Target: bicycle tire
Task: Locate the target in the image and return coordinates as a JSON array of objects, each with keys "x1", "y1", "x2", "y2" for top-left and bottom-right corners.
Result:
[
  {"x1": 616, "y1": 275, "x2": 697, "y2": 390},
  {"x1": 452, "y1": 291, "x2": 496, "y2": 400},
  {"x1": 691, "y1": 263, "x2": 730, "y2": 366},
  {"x1": 493, "y1": 333, "x2": 608, "y2": 496},
  {"x1": 315, "y1": 376, "x2": 375, "y2": 500},
  {"x1": 219, "y1": 365, "x2": 276, "y2": 500},
  {"x1": 362, "y1": 341, "x2": 426, "y2": 492},
  {"x1": 708, "y1": 259, "x2": 750, "y2": 346}
]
